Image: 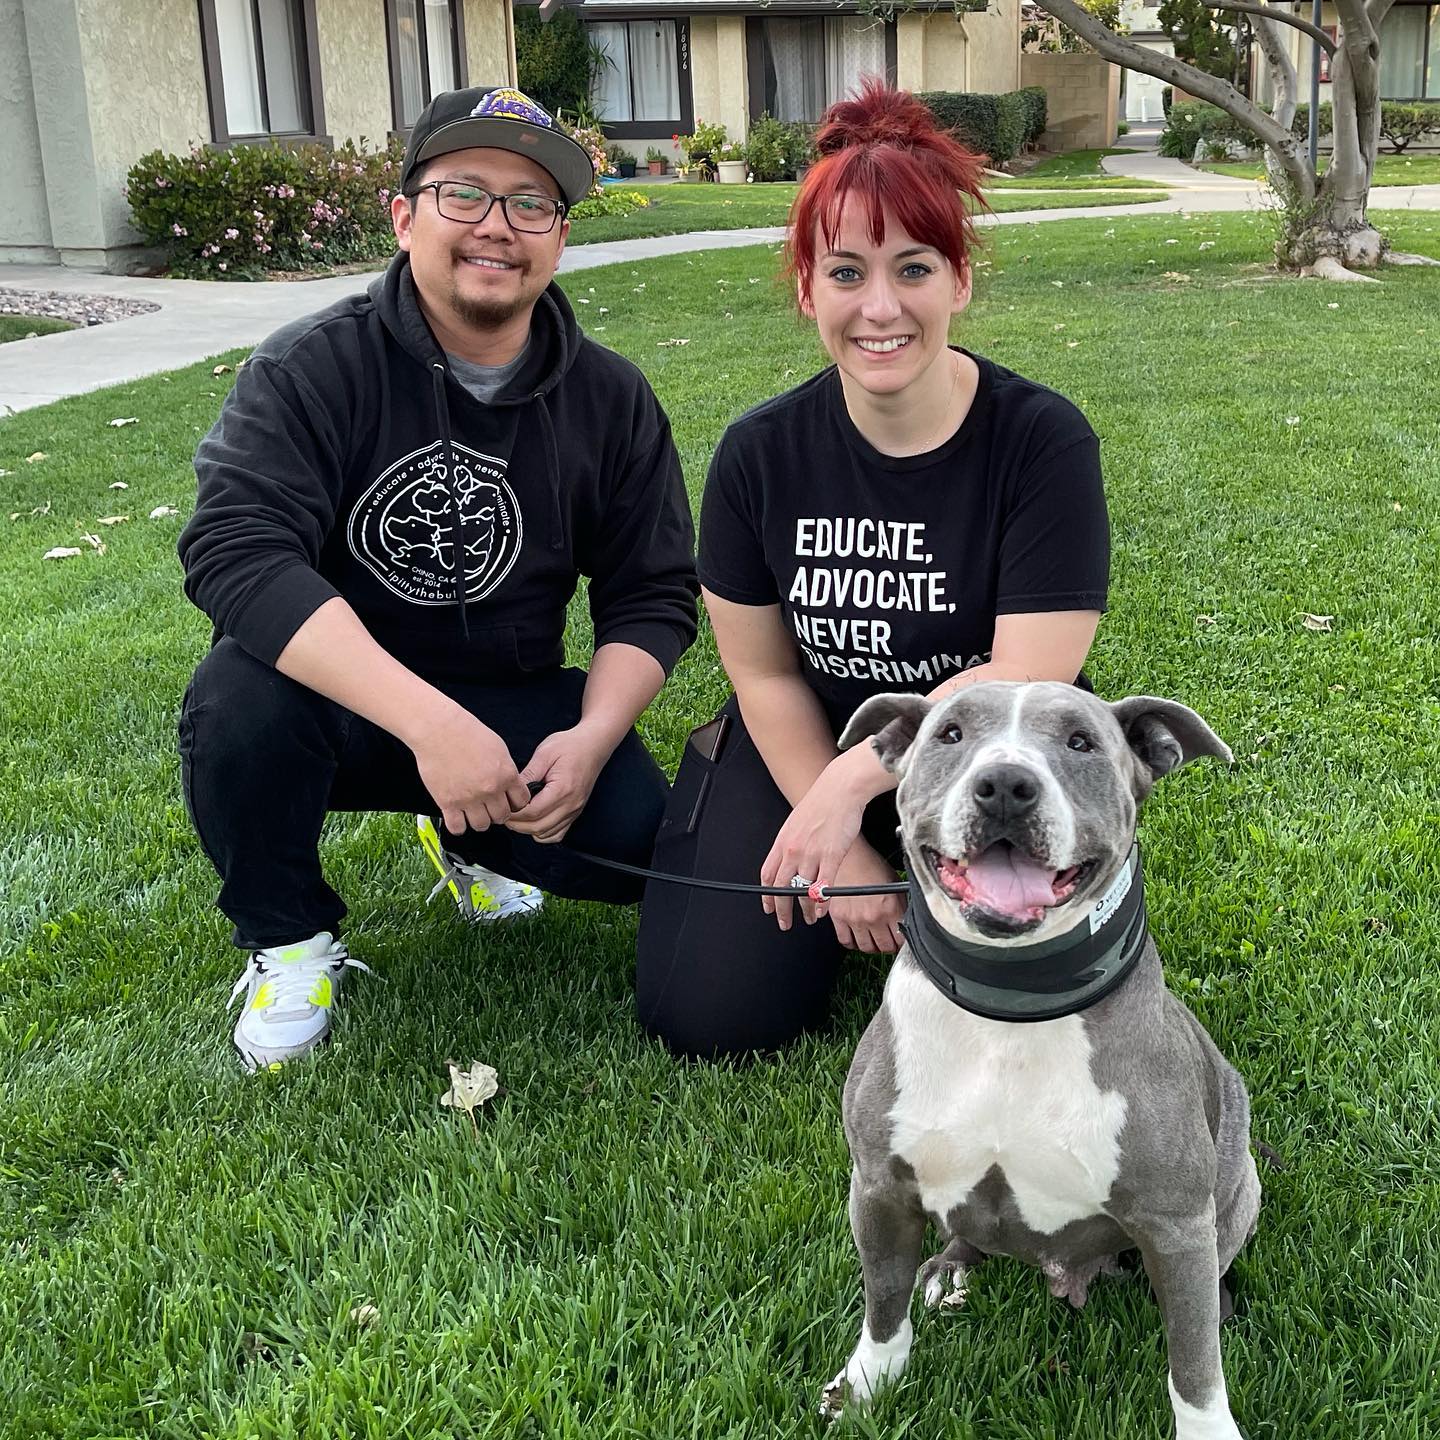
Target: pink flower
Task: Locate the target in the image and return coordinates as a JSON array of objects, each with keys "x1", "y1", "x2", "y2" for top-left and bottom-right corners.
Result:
[
  {"x1": 172, "y1": 223, "x2": 187, "y2": 236},
  {"x1": 218, "y1": 261, "x2": 228, "y2": 270},
  {"x1": 224, "y1": 227, "x2": 239, "y2": 240}
]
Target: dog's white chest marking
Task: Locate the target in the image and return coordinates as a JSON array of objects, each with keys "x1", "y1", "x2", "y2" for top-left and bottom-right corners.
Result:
[{"x1": 887, "y1": 964, "x2": 1128, "y2": 1235}]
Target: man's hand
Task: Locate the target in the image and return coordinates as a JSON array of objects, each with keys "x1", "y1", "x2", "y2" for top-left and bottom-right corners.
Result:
[
  {"x1": 410, "y1": 703, "x2": 530, "y2": 835},
  {"x1": 508, "y1": 725, "x2": 613, "y2": 843}
]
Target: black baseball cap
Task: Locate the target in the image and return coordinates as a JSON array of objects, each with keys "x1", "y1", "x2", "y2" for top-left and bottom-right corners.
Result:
[{"x1": 399, "y1": 86, "x2": 596, "y2": 208}]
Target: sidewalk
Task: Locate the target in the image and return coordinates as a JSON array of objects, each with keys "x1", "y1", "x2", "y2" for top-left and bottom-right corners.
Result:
[{"x1": 4, "y1": 176, "x2": 1440, "y2": 415}]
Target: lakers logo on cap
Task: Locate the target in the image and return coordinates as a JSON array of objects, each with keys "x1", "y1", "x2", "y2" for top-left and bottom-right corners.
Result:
[{"x1": 470, "y1": 88, "x2": 555, "y2": 129}]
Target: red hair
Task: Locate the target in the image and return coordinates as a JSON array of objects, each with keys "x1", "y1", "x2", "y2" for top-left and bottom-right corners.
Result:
[{"x1": 785, "y1": 77, "x2": 987, "y2": 303}]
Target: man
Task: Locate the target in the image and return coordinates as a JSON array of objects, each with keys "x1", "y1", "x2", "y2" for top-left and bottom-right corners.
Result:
[{"x1": 178, "y1": 87, "x2": 698, "y2": 1070}]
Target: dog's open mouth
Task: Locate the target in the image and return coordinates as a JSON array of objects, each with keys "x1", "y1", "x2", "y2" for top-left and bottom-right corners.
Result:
[{"x1": 926, "y1": 842, "x2": 1096, "y2": 927}]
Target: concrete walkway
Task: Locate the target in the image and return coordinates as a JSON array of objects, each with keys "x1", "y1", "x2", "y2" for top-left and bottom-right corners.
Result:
[{"x1": 5, "y1": 161, "x2": 1440, "y2": 416}]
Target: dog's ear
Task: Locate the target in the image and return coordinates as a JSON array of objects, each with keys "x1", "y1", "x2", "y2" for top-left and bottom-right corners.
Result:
[
  {"x1": 1110, "y1": 696, "x2": 1233, "y2": 786},
  {"x1": 838, "y1": 693, "x2": 934, "y2": 773}
]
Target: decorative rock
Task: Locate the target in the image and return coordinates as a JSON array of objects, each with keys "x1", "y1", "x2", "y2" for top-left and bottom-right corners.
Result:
[{"x1": 0, "y1": 287, "x2": 159, "y2": 327}]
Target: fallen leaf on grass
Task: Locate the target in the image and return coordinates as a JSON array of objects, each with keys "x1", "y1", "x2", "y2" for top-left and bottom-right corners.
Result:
[
  {"x1": 31, "y1": 501, "x2": 51, "y2": 516},
  {"x1": 657, "y1": 338, "x2": 691, "y2": 347},
  {"x1": 108, "y1": 417, "x2": 139, "y2": 428},
  {"x1": 109, "y1": 481, "x2": 129, "y2": 489},
  {"x1": 96, "y1": 515, "x2": 129, "y2": 526},
  {"x1": 1302, "y1": 614, "x2": 1333, "y2": 632},
  {"x1": 576, "y1": 297, "x2": 590, "y2": 304},
  {"x1": 149, "y1": 505, "x2": 180, "y2": 519},
  {"x1": 349, "y1": 1303, "x2": 380, "y2": 1328},
  {"x1": 1161, "y1": 271, "x2": 1192, "y2": 283},
  {"x1": 1196, "y1": 613, "x2": 1217, "y2": 626},
  {"x1": 43, "y1": 547, "x2": 83, "y2": 560},
  {"x1": 26, "y1": 452, "x2": 47, "y2": 464},
  {"x1": 80, "y1": 532, "x2": 106, "y2": 554},
  {"x1": 212, "y1": 364, "x2": 232, "y2": 375},
  {"x1": 1284, "y1": 416, "x2": 1300, "y2": 426},
  {"x1": 1392, "y1": 501, "x2": 1403, "y2": 512},
  {"x1": 440, "y1": 1060, "x2": 500, "y2": 1138}
]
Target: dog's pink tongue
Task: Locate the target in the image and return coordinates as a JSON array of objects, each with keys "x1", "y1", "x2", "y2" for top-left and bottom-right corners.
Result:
[{"x1": 966, "y1": 846, "x2": 1056, "y2": 916}]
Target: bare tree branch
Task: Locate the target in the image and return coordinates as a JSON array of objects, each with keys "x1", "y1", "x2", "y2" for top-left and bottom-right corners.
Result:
[
  {"x1": 1207, "y1": 1, "x2": 1336, "y2": 51},
  {"x1": 1252, "y1": 9, "x2": 1298, "y2": 130},
  {"x1": 1031, "y1": 0, "x2": 1300, "y2": 153}
]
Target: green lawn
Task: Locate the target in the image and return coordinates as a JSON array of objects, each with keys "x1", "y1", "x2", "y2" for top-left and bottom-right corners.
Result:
[
  {"x1": 1201, "y1": 152, "x2": 1440, "y2": 185},
  {"x1": 4, "y1": 209, "x2": 1440, "y2": 1438},
  {"x1": 0, "y1": 314, "x2": 74, "y2": 344},
  {"x1": 569, "y1": 182, "x2": 1161, "y2": 245},
  {"x1": 986, "y1": 148, "x2": 1167, "y2": 190}
]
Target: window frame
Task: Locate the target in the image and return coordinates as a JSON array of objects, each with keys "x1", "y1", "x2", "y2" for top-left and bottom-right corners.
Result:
[
  {"x1": 1376, "y1": 1, "x2": 1438, "y2": 100},
  {"x1": 586, "y1": 17, "x2": 694, "y2": 138},
  {"x1": 197, "y1": 0, "x2": 328, "y2": 146},
  {"x1": 386, "y1": 0, "x2": 471, "y2": 134},
  {"x1": 745, "y1": 13, "x2": 898, "y2": 123}
]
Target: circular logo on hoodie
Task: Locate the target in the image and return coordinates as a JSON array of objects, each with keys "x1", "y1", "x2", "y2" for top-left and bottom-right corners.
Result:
[{"x1": 346, "y1": 440, "x2": 522, "y2": 605}]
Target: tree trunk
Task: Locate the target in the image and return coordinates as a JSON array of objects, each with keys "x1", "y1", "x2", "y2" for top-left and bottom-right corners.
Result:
[{"x1": 1273, "y1": 0, "x2": 1386, "y2": 274}]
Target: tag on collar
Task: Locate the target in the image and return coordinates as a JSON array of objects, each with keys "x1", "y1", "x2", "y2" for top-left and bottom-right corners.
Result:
[{"x1": 1088, "y1": 851, "x2": 1136, "y2": 936}]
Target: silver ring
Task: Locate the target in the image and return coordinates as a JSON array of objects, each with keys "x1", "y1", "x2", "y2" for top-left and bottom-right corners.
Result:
[{"x1": 790, "y1": 873, "x2": 813, "y2": 889}]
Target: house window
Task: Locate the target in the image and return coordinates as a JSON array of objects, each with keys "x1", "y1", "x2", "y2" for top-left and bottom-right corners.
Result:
[
  {"x1": 753, "y1": 15, "x2": 890, "y2": 123},
  {"x1": 1379, "y1": 3, "x2": 1439, "y2": 98},
  {"x1": 388, "y1": 0, "x2": 467, "y2": 130},
  {"x1": 587, "y1": 20, "x2": 684, "y2": 125},
  {"x1": 199, "y1": 0, "x2": 322, "y2": 141}
]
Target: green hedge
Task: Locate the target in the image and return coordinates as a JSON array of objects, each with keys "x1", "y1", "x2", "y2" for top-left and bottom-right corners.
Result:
[
  {"x1": 916, "y1": 87, "x2": 1043, "y2": 165},
  {"x1": 127, "y1": 138, "x2": 403, "y2": 279}
]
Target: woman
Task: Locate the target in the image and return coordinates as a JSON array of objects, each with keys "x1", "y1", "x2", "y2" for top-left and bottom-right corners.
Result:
[{"x1": 636, "y1": 79, "x2": 1109, "y2": 1057}]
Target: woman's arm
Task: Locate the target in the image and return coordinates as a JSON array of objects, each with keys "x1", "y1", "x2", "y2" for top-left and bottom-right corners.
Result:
[{"x1": 705, "y1": 590, "x2": 904, "y2": 951}]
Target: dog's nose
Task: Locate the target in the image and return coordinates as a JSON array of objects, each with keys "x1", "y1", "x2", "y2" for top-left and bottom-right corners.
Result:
[{"x1": 972, "y1": 763, "x2": 1040, "y2": 821}]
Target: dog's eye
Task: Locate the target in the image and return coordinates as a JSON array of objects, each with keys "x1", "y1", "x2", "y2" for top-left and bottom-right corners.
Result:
[
  {"x1": 1067, "y1": 732, "x2": 1094, "y2": 753},
  {"x1": 938, "y1": 723, "x2": 963, "y2": 745}
]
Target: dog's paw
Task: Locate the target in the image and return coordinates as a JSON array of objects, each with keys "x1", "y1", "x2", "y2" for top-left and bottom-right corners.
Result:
[
  {"x1": 919, "y1": 1257, "x2": 969, "y2": 1309},
  {"x1": 818, "y1": 1371, "x2": 855, "y2": 1421}
]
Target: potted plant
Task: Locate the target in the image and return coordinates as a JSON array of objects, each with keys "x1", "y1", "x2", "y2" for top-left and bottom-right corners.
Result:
[
  {"x1": 783, "y1": 121, "x2": 817, "y2": 182},
  {"x1": 674, "y1": 120, "x2": 727, "y2": 181},
  {"x1": 743, "y1": 113, "x2": 788, "y2": 183},
  {"x1": 715, "y1": 140, "x2": 747, "y2": 184},
  {"x1": 644, "y1": 146, "x2": 669, "y2": 176},
  {"x1": 606, "y1": 143, "x2": 637, "y2": 180}
]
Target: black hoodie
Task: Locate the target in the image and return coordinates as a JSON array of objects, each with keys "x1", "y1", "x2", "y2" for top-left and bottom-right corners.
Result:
[{"x1": 180, "y1": 253, "x2": 698, "y2": 685}]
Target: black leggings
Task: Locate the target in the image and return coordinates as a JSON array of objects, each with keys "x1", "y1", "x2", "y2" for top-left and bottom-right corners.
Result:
[
  {"x1": 635, "y1": 696, "x2": 900, "y2": 1059},
  {"x1": 180, "y1": 638, "x2": 669, "y2": 951}
]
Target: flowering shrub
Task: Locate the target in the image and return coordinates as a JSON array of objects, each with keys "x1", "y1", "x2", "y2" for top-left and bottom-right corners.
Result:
[
  {"x1": 127, "y1": 138, "x2": 404, "y2": 279},
  {"x1": 557, "y1": 116, "x2": 607, "y2": 195},
  {"x1": 568, "y1": 189, "x2": 651, "y2": 221},
  {"x1": 716, "y1": 141, "x2": 745, "y2": 162}
]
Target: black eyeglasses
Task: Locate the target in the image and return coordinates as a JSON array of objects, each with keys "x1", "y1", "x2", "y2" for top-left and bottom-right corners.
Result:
[{"x1": 407, "y1": 181, "x2": 567, "y2": 233}]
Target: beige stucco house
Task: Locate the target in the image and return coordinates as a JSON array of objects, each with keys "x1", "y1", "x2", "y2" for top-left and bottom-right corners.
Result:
[
  {"x1": 527, "y1": 0, "x2": 1023, "y2": 165},
  {"x1": 2, "y1": 0, "x2": 516, "y2": 271}
]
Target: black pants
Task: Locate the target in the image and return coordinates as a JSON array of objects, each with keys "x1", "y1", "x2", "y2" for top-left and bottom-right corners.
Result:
[
  {"x1": 635, "y1": 696, "x2": 900, "y2": 1059},
  {"x1": 179, "y1": 638, "x2": 668, "y2": 951}
]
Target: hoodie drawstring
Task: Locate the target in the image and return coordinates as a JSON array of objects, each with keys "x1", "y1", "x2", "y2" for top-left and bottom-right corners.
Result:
[{"x1": 430, "y1": 361, "x2": 470, "y2": 641}]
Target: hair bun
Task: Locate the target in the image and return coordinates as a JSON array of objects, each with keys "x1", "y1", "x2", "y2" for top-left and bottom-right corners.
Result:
[{"x1": 815, "y1": 76, "x2": 945, "y2": 156}]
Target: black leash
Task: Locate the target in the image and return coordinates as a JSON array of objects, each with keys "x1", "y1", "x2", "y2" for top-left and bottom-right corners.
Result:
[
  {"x1": 519, "y1": 779, "x2": 906, "y2": 900},
  {"x1": 559, "y1": 847, "x2": 909, "y2": 901}
]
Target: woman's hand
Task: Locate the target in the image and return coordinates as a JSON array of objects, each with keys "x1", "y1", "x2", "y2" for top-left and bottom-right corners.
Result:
[
  {"x1": 759, "y1": 747, "x2": 885, "y2": 930},
  {"x1": 825, "y1": 841, "x2": 906, "y2": 954}
]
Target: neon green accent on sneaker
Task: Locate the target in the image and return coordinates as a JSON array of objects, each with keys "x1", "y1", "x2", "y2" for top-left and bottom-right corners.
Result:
[
  {"x1": 249, "y1": 980, "x2": 275, "y2": 1012},
  {"x1": 310, "y1": 974, "x2": 333, "y2": 1008}
]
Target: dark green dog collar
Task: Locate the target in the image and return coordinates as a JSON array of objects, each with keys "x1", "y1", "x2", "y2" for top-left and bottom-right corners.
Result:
[{"x1": 899, "y1": 844, "x2": 1148, "y2": 1023}]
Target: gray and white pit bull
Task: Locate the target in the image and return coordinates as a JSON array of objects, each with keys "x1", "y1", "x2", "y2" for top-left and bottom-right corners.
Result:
[{"x1": 824, "y1": 681, "x2": 1259, "y2": 1440}]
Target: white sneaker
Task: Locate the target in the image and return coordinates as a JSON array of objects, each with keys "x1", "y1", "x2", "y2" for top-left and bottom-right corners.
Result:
[
  {"x1": 227, "y1": 931, "x2": 370, "y2": 1070},
  {"x1": 417, "y1": 814, "x2": 544, "y2": 924}
]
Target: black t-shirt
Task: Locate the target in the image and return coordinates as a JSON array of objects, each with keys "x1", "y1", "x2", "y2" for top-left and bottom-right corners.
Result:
[{"x1": 698, "y1": 349, "x2": 1109, "y2": 731}]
